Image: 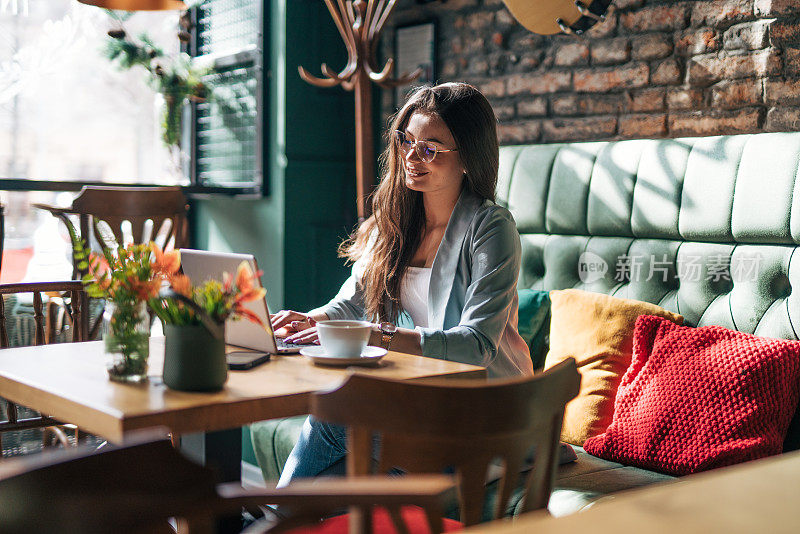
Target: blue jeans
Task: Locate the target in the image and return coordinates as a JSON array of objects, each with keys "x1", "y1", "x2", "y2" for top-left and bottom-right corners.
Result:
[{"x1": 277, "y1": 415, "x2": 348, "y2": 488}]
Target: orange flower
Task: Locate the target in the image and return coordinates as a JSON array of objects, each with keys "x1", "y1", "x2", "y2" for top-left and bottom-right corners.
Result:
[
  {"x1": 90, "y1": 254, "x2": 110, "y2": 276},
  {"x1": 234, "y1": 262, "x2": 255, "y2": 292},
  {"x1": 151, "y1": 257, "x2": 270, "y2": 329},
  {"x1": 235, "y1": 286, "x2": 266, "y2": 304},
  {"x1": 127, "y1": 276, "x2": 160, "y2": 301},
  {"x1": 150, "y1": 243, "x2": 181, "y2": 277},
  {"x1": 169, "y1": 274, "x2": 193, "y2": 297},
  {"x1": 233, "y1": 262, "x2": 266, "y2": 303}
]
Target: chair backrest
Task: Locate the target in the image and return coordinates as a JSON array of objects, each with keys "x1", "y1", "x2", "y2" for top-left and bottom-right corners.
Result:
[
  {"x1": 34, "y1": 186, "x2": 189, "y2": 280},
  {"x1": 0, "y1": 433, "x2": 218, "y2": 534},
  {"x1": 311, "y1": 359, "x2": 581, "y2": 526},
  {"x1": 0, "y1": 281, "x2": 89, "y2": 347},
  {"x1": 71, "y1": 185, "x2": 189, "y2": 251},
  {"x1": 34, "y1": 187, "x2": 186, "y2": 339}
]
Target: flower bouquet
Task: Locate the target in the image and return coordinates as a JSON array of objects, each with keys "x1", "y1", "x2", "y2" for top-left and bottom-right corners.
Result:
[
  {"x1": 150, "y1": 260, "x2": 267, "y2": 391},
  {"x1": 83, "y1": 242, "x2": 179, "y2": 383}
]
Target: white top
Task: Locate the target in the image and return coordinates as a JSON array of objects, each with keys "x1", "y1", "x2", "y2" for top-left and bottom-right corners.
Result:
[{"x1": 401, "y1": 266, "x2": 431, "y2": 328}]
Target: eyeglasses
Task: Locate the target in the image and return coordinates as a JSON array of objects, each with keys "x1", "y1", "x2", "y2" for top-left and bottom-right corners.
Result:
[{"x1": 393, "y1": 130, "x2": 458, "y2": 163}]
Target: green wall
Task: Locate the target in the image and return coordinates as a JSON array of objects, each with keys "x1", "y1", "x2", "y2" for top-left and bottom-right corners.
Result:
[
  {"x1": 192, "y1": 0, "x2": 357, "y2": 312},
  {"x1": 190, "y1": 0, "x2": 358, "y2": 467}
]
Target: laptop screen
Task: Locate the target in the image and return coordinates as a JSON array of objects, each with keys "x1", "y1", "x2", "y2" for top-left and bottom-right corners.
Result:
[{"x1": 178, "y1": 249, "x2": 278, "y2": 353}]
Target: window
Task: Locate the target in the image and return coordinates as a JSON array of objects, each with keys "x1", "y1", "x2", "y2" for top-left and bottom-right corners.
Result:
[
  {"x1": 0, "y1": 1, "x2": 184, "y2": 185},
  {"x1": 0, "y1": 2, "x2": 187, "y2": 282},
  {"x1": 0, "y1": 1, "x2": 265, "y2": 282},
  {"x1": 189, "y1": 0, "x2": 264, "y2": 195},
  {"x1": 0, "y1": 0, "x2": 264, "y2": 191}
]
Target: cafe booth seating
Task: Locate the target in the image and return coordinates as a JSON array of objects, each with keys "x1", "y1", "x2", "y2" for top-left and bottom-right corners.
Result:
[{"x1": 252, "y1": 131, "x2": 800, "y2": 517}]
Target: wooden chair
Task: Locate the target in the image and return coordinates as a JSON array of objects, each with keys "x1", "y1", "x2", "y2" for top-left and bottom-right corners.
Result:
[
  {"x1": 33, "y1": 186, "x2": 189, "y2": 338},
  {"x1": 229, "y1": 358, "x2": 581, "y2": 533},
  {"x1": 0, "y1": 430, "x2": 453, "y2": 534},
  {"x1": 0, "y1": 431, "x2": 207, "y2": 534},
  {"x1": 33, "y1": 185, "x2": 189, "y2": 279},
  {"x1": 0, "y1": 281, "x2": 89, "y2": 456},
  {"x1": 296, "y1": 358, "x2": 581, "y2": 532}
]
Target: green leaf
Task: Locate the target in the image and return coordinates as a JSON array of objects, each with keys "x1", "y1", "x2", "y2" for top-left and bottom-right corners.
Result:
[{"x1": 94, "y1": 219, "x2": 119, "y2": 252}]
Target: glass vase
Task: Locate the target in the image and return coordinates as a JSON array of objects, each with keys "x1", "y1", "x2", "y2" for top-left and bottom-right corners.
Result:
[{"x1": 103, "y1": 300, "x2": 150, "y2": 383}]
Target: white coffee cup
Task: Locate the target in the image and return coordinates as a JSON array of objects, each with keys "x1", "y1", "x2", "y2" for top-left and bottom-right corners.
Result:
[{"x1": 316, "y1": 320, "x2": 373, "y2": 358}]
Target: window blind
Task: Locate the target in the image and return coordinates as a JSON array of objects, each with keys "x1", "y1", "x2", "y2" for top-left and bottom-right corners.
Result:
[{"x1": 192, "y1": 0, "x2": 263, "y2": 194}]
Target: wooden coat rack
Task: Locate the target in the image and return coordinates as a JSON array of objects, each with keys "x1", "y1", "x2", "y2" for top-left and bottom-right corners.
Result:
[{"x1": 299, "y1": 0, "x2": 420, "y2": 220}]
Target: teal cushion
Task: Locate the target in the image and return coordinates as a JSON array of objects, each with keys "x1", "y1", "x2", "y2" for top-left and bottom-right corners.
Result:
[
  {"x1": 517, "y1": 289, "x2": 550, "y2": 370},
  {"x1": 3, "y1": 294, "x2": 36, "y2": 347}
]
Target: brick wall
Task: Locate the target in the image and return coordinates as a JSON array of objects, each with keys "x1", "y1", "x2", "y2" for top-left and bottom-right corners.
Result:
[{"x1": 381, "y1": 0, "x2": 800, "y2": 144}]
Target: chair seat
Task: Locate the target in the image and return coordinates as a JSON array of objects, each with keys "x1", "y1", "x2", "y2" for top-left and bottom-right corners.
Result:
[
  {"x1": 1, "y1": 282, "x2": 96, "y2": 458},
  {"x1": 286, "y1": 506, "x2": 463, "y2": 534}
]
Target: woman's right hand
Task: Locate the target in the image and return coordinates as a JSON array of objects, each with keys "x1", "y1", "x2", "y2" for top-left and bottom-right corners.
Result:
[{"x1": 270, "y1": 310, "x2": 317, "y2": 339}]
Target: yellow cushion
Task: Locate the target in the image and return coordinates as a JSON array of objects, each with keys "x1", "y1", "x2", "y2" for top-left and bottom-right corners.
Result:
[{"x1": 544, "y1": 289, "x2": 683, "y2": 446}]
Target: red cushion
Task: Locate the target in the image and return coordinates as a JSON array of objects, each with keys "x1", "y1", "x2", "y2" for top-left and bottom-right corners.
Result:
[
  {"x1": 583, "y1": 315, "x2": 800, "y2": 476},
  {"x1": 286, "y1": 506, "x2": 463, "y2": 534}
]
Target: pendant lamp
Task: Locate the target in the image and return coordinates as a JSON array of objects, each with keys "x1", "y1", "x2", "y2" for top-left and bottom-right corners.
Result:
[
  {"x1": 77, "y1": 0, "x2": 186, "y2": 10},
  {"x1": 502, "y1": 0, "x2": 614, "y2": 35}
]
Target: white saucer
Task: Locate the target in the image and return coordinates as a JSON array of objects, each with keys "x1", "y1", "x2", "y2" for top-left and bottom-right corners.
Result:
[{"x1": 300, "y1": 345, "x2": 388, "y2": 366}]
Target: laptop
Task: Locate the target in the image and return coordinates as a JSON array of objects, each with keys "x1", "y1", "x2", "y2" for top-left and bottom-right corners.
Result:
[{"x1": 179, "y1": 249, "x2": 303, "y2": 354}]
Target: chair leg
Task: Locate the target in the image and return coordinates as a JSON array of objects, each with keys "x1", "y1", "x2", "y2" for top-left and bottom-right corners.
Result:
[
  {"x1": 387, "y1": 506, "x2": 409, "y2": 534},
  {"x1": 43, "y1": 426, "x2": 71, "y2": 449},
  {"x1": 348, "y1": 506, "x2": 371, "y2": 534},
  {"x1": 423, "y1": 506, "x2": 444, "y2": 534}
]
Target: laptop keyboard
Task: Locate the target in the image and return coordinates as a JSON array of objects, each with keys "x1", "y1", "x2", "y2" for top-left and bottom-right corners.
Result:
[{"x1": 276, "y1": 338, "x2": 306, "y2": 351}]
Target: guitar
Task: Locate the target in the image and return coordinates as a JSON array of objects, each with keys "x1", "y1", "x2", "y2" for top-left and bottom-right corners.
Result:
[{"x1": 502, "y1": 0, "x2": 614, "y2": 35}]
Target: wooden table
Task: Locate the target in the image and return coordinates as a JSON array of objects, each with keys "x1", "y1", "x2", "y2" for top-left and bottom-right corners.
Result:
[
  {"x1": 0, "y1": 338, "x2": 481, "y2": 531},
  {"x1": 0, "y1": 337, "x2": 485, "y2": 444},
  {"x1": 0, "y1": 337, "x2": 484, "y2": 531},
  {"x1": 466, "y1": 450, "x2": 800, "y2": 534}
]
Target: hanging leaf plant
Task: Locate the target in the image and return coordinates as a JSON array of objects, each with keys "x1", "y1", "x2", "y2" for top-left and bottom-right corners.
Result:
[{"x1": 103, "y1": 12, "x2": 211, "y2": 148}]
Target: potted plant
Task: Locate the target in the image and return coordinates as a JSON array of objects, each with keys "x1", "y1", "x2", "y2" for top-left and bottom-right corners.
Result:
[{"x1": 150, "y1": 260, "x2": 266, "y2": 391}]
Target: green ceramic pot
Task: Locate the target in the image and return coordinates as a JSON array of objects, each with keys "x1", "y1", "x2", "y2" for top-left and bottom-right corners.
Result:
[{"x1": 163, "y1": 323, "x2": 227, "y2": 392}]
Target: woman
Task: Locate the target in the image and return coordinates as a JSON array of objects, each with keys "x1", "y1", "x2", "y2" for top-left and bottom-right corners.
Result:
[{"x1": 271, "y1": 82, "x2": 532, "y2": 484}]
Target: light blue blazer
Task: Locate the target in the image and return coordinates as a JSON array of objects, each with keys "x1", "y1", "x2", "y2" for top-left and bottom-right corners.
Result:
[{"x1": 315, "y1": 189, "x2": 533, "y2": 378}]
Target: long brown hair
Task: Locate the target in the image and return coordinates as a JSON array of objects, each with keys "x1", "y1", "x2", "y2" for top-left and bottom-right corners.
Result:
[{"x1": 340, "y1": 82, "x2": 499, "y2": 322}]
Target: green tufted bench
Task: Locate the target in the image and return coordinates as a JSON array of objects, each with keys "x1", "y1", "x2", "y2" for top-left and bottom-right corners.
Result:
[{"x1": 251, "y1": 131, "x2": 800, "y2": 517}]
